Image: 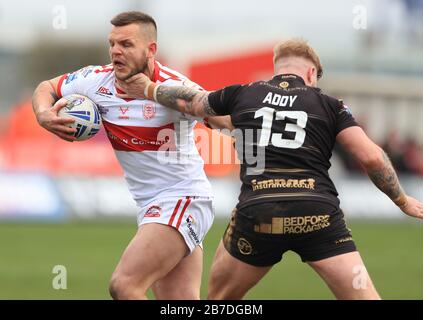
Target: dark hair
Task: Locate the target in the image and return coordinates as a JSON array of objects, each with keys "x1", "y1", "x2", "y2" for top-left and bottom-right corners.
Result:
[{"x1": 111, "y1": 11, "x2": 157, "y2": 31}]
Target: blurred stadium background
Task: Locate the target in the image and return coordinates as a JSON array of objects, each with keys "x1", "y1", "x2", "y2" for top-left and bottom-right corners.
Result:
[{"x1": 0, "y1": 0, "x2": 423, "y2": 299}]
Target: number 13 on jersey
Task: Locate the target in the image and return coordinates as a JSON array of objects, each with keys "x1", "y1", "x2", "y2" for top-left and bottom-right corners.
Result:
[{"x1": 254, "y1": 107, "x2": 308, "y2": 149}]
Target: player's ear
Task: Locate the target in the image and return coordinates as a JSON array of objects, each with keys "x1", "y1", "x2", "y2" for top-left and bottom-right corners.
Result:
[
  {"x1": 307, "y1": 66, "x2": 317, "y2": 87},
  {"x1": 147, "y1": 42, "x2": 157, "y2": 58}
]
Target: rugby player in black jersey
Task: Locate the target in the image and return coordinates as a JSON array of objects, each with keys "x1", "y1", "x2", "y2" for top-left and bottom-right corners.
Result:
[{"x1": 116, "y1": 39, "x2": 423, "y2": 300}]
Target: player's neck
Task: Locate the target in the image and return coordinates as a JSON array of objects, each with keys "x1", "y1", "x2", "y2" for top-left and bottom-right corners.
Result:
[{"x1": 145, "y1": 58, "x2": 156, "y2": 81}]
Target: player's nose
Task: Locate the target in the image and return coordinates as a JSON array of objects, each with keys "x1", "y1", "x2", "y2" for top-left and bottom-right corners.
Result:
[{"x1": 110, "y1": 45, "x2": 122, "y2": 56}]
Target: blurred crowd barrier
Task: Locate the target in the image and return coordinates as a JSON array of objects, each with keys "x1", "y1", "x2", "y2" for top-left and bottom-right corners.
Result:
[{"x1": 1, "y1": 173, "x2": 422, "y2": 220}]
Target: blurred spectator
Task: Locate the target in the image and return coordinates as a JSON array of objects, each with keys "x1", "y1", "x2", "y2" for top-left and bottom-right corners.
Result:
[
  {"x1": 401, "y1": 0, "x2": 423, "y2": 46},
  {"x1": 403, "y1": 138, "x2": 423, "y2": 175},
  {"x1": 334, "y1": 143, "x2": 362, "y2": 173},
  {"x1": 335, "y1": 129, "x2": 423, "y2": 177},
  {"x1": 360, "y1": 0, "x2": 402, "y2": 50},
  {"x1": 358, "y1": 0, "x2": 423, "y2": 50},
  {"x1": 333, "y1": 118, "x2": 368, "y2": 173},
  {"x1": 382, "y1": 130, "x2": 410, "y2": 173},
  {"x1": 382, "y1": 132, "x2": 423, "y2": 176}
]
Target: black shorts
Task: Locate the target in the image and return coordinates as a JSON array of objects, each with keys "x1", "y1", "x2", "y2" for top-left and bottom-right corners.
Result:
[{"x1": 222, "y1": 201, "x2": 357, "y2": 267}]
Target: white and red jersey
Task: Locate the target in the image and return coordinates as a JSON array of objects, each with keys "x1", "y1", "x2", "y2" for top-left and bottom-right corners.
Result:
[{"x1": 57, "y1": 61, "x2": 213, "y2": 207}]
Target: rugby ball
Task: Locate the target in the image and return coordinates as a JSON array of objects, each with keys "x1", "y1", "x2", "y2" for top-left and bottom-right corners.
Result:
[{"x1": 58, "y1": 94, "x2": 102, "y2": 141}]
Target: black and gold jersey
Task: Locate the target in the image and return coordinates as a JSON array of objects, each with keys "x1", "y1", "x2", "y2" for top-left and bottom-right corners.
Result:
[{"x1": 208, "y1": 74, "x2": 358, "y2": 209}]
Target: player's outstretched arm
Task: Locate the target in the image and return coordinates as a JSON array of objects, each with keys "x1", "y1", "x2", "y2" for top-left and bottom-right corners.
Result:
[
  {"x1": 116, "y1": 73, "x2": 217, "y2": 118},
  {"x1": 32, "y1": 77, "x2": 76, "y2": 142},
  {"x1": 337, "y1": 126, "x2": 423, "y2": 219},
  {"x1": 155, "y1": 86, "x2": 216, "y2": 118}
]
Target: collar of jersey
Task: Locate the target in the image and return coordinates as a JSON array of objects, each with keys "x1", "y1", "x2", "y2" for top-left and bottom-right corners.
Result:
[
  {"x1": 151, "y1": 60, "x2": 161, "y2": 82},
  {"x1": 272, "y1": 73, "x2": 306, "y2": 84},
  {"x1": 272, "y1": 73, "x2": 322, "y2": 93}
]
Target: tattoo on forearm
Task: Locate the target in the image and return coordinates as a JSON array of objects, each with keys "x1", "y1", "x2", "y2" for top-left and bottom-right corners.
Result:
[
  {"x1": 198, "y1": 93, "x2": 217, "y2": 116},
  {"x1": 156, "y1": 86, "x2": 216, "y2": 116},
  {"x1": 156, "y1": 86, "x2": 197, "y2": 111},
  {"x1": 50, "y1": 91, "x2": 59, "y2": 102},
  {"x1": 368, "y1": 151, "x2": 405, "y2": 202}
]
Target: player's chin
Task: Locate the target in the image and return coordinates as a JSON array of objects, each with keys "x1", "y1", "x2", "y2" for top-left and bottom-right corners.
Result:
[
  {"x1": 114, "y1": 70, "x2": 129, "y2": 81},
  {"x1": 116, "y1": 69, "x2": 138, "y2": 81}
]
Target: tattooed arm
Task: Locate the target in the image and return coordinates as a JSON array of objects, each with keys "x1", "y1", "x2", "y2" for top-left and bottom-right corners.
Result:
[
  {"x1": 366, "y1": 151, "x2": 407, "y2": 206},
  {"x1": 32, "y1": 76, "x2": 76, "y2": 141},
  {"x1": 154, "y1": 86, "x2": 235, "y2": 131},
  {"x1": 337, "y1": 126, "x2": 423, "y2": 219},
  {"x1": 155, "y1": 86, "x2": 217, "y2": 117},
  {"x1": 116, "y1": 73, "x2": 218, "y2": 118}
]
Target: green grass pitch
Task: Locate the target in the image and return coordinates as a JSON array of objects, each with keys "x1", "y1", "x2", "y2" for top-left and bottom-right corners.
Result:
[{"x1": 0, "y1": 219, "x2": 422, "y2": 299}]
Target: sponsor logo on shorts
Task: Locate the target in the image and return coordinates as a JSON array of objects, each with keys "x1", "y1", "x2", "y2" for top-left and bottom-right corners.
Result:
[
  {"x1": 186, "y1": 214, "x2": 200, "y2": 245},
  {"x1": 223, "y1": 210, "x2": 237, "y2": 248},
  {"x1": 237, "y1": 237, "x2": 253, "y2": 255},
  {"x1": 144, "y1": 205, "x2": 161, "y2": 218},
  {"x1": 335, "y1": 236, "x2": 353, "y2": 244},
  {"x1": 254, "y1": 215, "x2": 330, "y2": 235},
  {"x1": 251, "y1": 178, "x2": 315, "y2": 191},
  {"x1": 186, "y1": 214, "x2": 195, "y2": 225}
]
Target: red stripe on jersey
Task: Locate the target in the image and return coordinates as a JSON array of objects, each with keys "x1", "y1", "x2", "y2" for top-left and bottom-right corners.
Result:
[
  {"x1": 159, "y1": 67, "x2": 182, "y2": 81},
  {"x1": 94, "y1": 64, "x2": 114, "y2": 73},
  {"x1": 103, "y1": 120, "x2": 176, "y2": 152},
  {"x1": 56, "y1": 74, "x2": 68, "y2": 98},
  {"x1": 158, "y1": 75, "x2": 168, "y2": 83},
  {"x1": 152, "y1": 61, "x2": 161, "y2": 82},
  {"x1": 176, "y1": 197, "x2": 191, "y2": 230},
  {"x1": 168, "y1": 198, "x2": 183, "y2": 226}
]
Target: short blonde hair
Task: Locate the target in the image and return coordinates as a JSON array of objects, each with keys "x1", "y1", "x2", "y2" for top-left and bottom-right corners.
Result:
[{"x1": 273, "y1": 39, "x2": 323, "y2": 79}]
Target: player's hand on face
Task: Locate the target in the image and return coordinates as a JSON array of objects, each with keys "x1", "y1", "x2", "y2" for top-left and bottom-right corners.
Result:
[
  {"x1": 400, "y1": 196, "x2": 423, "y2": 220},
  {"x1": 116, "y1": 73, "x2": 152, "y2": 100},
  {"x1": 36, "y1": 98, "x2": 77, "y2": 142}
]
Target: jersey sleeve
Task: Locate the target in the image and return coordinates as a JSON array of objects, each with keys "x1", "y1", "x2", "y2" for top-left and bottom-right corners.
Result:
[
  {"x1": 56, "y1": 65, "x2": 110, "y2": 98},
  {"x1": 160, "y1": 77, "x2": 203, "y2": 90},
  {"x1": 335, "y1": 101, "x2": 358, "y2": 134},
  {"x1": 207, "y1": 85, "x2": 243, "y2": 116}
]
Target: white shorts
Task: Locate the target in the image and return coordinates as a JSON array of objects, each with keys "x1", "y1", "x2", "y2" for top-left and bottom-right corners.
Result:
[{"x1": 137, "y1": 196, "x2": 215, "y2": 253}]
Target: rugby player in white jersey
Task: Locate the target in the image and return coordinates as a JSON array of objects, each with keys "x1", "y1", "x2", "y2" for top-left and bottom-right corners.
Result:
[{"x1": 32, "y1": 11, "x2": 230, "y2": 300}]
